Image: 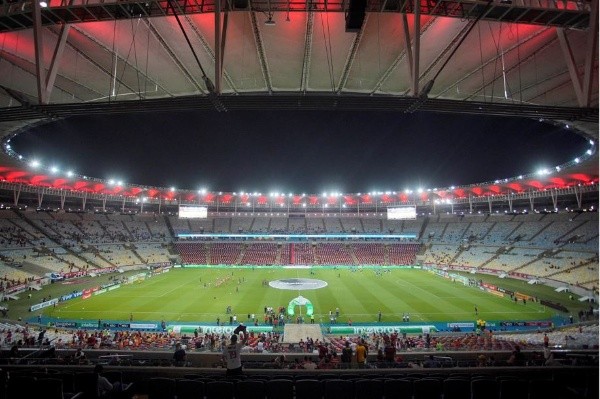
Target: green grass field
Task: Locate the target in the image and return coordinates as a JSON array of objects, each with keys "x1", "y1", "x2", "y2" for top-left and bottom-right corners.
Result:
[{"x1": 30, "y1": 267, "x2": 585, "y2": 325}]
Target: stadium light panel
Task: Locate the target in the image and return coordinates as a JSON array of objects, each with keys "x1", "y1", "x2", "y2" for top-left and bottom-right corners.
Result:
[
  {"x1": 574, "y1": 158, "x2": 580, "y2": 163},
  {"x1": 50, "y1": 166, "x2": 59, "y2": 174},
  {"x1": 108, "y1": 180, "x2": 115, "y2": 185},
  {"x1": 66, "y1": 171, "x2": 74, "y2": 177},
  {"x1": 586, "y1": 149, "x2": 592, "y2": 155},
  {"x1": 117, "y1": 180, "x2": 123, "y2": 186},
  {"x1": 30, "y1": 160, "x2": 40, "y2": 168}
]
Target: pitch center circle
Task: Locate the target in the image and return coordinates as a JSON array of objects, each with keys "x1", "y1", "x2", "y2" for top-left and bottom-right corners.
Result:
[{"x1": 269, "y1": 278, "x2": 328, "y2": 290}]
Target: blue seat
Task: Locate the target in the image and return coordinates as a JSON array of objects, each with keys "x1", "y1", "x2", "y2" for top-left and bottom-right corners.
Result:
[
  {"x1": 205, "y1": 381, "x2": 234, "y2": 399},
  {"x1": 295, "y1": 379, "x2": 323, "y2": 399},
  {"x1": 324, "y1": 379, "x2": 353, "y2": 399},
  {"x1": 265, "y1": 379, "x2": 294, "y2": 399}
]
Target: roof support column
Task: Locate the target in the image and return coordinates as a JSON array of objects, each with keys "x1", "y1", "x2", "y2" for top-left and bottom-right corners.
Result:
[
  {"x1": 556, "y1": 28, "x2": 585, "y2": 106},
  {"x1": 13, "y1": 184, "x2": 21, "y2": 206},
  {"x1": 582, "y1": 0, "x2": 598, "y2": 107},
  {"x1": 411, "y1": 1, "x2": 421, "y2": 97},
  {"x1": 60, "y1": 191, "x2": 66, "y2": 209},
  {"x1": 550, "y1": 189, "x2": 558, "y2": 210},
  {"x1": 81, "y1": 192, "x2": 87, "y2": 211},
  {"x1": 528, "y1": 191, "x2": 534, "y2": 211},
  {"x1": 45, "y1": 24, "x2": 71, "y2": 102},
  {"x1": 32, "y1": 0, "x2": 48, "y2": 104},
  {"x1": 468, "y1": 195, "x2": 473, "y2": 214},
  {"x1": 37, "y1": 190, "x2": 44, "y2": 208},
  {"x1": 574, "y1": 186, "x2": 582, "y2": 209},
  {"x1": 214, "y1": 0, "x2": 223, "y2": 94},
  {"x1": 507, "y1": 193, "x2": 513, "y2": 213},
  {"x1": 401, "y1": 14, "x2": 413, "y2": 83}
]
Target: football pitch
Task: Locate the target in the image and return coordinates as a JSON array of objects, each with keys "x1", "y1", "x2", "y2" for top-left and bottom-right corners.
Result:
[{"x1": 39, "y1": 267, "x2": 568, "y2": 325}]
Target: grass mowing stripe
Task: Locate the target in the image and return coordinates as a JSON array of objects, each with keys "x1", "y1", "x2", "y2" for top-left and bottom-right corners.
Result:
[{"x1": 40, "y1": 268, "x2": 569, "y2": 324}]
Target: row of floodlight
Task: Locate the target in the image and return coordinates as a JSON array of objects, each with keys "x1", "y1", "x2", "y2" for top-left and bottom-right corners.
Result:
[{"x1": 5, "y1": 134, "x2": 596, "y2": 197}]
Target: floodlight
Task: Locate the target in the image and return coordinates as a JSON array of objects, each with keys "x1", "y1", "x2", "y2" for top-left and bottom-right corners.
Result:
[
  {"x1": 586, "y1": 149, "x2": 592, "y2": 155},
  {"x1": 417, "y1": 188, "x2": 423, "y2": 193},
  {"x1": 39, "y1": 1, "x2": 48, "y2": 7},
  {"x1": 30, "y1": 160, "x2": 40, "y2": 168},
  {"x1": 108, "y1": 179, "x2": 115, "y2": 185},
  {"x1": 18, "y1": 155, "x2": 22, "y2": 160},
  {"x1": 117, "y1": 180, "x2": 123, "y2": 186},
  {"x1": 50, "y1": 166, "x2": 59, "y2": 174},
  {"x1": 170, "y1": 187, "x2": 176, "y2": 192},
  {"x1": 66, "y1": 170, "x2": 74, "y2": 177},
  {"x1": 555, "y1": 166, "x2": 561, "y2": 172},
  {"x1": 574, "y1": 158, "x2": 580, "y2": 163},
  {"x1": 590, "y1": 140, "x2": 594, "y2": 146}
]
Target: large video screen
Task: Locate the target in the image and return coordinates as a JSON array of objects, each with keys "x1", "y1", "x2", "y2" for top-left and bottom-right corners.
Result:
[
  {"x1": 387, "y1": 206, "x2": 417, "y2": 220},
  {"x1": 178, "y1": 205, "x2": 208, "y2": 219}
]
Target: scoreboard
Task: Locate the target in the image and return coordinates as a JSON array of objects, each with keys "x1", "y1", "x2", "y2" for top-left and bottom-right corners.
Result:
[
  {"x1": 178, "y1": 205, "x2": 208, "y2": 219},
  {"x1": 387, "y1": 206, "x2": 417, "y2": 220}
]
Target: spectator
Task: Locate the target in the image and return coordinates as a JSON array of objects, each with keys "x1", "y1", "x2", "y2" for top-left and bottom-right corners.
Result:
[
  {"x1": 173, "y1": 342, "x2": 186, "y2": 366},
  {"x1": 355, "y1": 339, "x2": 368, "y2": 368},
  {"x1": 341, "y1": 341, "x2": 353, "y2": 369},
  {"x1": 223, "y1": 333, "x2": 248, "y2": 377},
  {"x1": 507, "y1": 345, "x2": 526, "y2": 366}
]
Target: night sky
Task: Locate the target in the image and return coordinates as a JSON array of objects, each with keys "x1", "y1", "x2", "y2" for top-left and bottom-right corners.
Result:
[{"x1": 11, "y1": 110, "x2": 588, "y2": 193}]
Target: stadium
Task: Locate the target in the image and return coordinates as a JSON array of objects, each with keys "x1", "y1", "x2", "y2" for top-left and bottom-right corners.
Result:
[{"x1": 0, "y1": 0, "x2": 598, "y2": 398}]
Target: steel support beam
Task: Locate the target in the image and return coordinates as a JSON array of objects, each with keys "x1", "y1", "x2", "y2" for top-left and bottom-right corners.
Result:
[
  {"x1": 412, "y1": 3, "x2": 421, "y2": 96},
  {"x1": 337, "y1": 14, "x2": 368, "y2": 93},
  {"x1": 557, "y1": 28, "x2": 585, "y2": 106},
  {"x1": 215, "y1": 0, "x2": 222, "y2": 94},
  {"x1": 401, "y1": 13, "x2": 413, "y2": 83},
  {"x1": 582, "y1": 0, "x2": 598, "y2": 107},
  {"x1": 0, "y1": 0, "x2": 593, "y2": 33},
  {"x1": 300, "y1": 11, "x2": 314, "y2": 93},
  {"x1": 45, "y1": 24, "x2": 71, "y2": 102},
  {"x1": 32, "y1": 0, "x2": 48, "y2": 104},
  {"x1": 250, "y1": 11, "x2": 272, "y2": 93}
]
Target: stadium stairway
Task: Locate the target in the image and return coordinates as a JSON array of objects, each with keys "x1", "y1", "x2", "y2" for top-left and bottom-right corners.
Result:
[{"x1": 282, "y1": 324, "x2": 324, "y2": 344}]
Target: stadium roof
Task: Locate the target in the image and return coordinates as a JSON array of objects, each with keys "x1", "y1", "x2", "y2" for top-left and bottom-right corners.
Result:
[{"x1": 0, "y1": 0, "x2": 597, "y2": 200}]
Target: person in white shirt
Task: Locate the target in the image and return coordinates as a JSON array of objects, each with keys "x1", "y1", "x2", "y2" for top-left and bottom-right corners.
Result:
[
  {"x1": 303, "y1": 356, "x2": 317, "y2": 370},
  {"x1": 223, "y1": 333, "x2": 248, "y2": 377}
]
